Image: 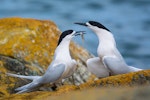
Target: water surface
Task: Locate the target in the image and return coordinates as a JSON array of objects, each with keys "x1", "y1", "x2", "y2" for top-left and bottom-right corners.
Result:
[{"x1": 0, "y1": 0, "x2": 150, "y2": 69}]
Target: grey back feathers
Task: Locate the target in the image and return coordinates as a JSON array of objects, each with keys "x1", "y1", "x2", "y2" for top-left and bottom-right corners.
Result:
[
  {"x1": 57, "y1": 30, "x2": 73, "y2": 46},
  {"x1": 88, "y1": 21, "x2": 110, "y2": 32}
]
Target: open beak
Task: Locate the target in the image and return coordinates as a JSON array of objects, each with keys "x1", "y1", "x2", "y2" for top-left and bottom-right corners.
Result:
[
  {"x1": 74, "y1": 22, "x2": 87, "y2": 26},
  {"x1": 74, "y1": 31, "x2": 86, "y2": 36}
]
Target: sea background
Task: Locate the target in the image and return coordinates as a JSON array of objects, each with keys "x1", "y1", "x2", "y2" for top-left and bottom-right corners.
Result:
[{"x1": 0, "y1": 0, "x2": 149, "y2": 69}]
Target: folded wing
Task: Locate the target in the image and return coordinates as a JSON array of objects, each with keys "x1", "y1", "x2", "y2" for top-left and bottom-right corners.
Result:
[
  {"x1": 87, "y1": 57, "x2": 110, "y2": 78},
  {"x1": 8, "y1": 64, "x2": 65, "y2": 93}
]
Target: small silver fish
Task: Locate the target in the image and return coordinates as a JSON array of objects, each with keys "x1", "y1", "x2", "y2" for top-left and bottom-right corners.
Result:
[
  {"x1": 81, "y1": 32, "x2": 85, "y2": 43},
  {"x1": 75, "y1": 31, "x2": 86, "y2": 43}
]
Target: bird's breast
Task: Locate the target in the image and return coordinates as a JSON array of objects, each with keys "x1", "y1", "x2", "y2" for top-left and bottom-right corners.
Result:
[
  {"x1": 61, "y1": 60, "x2": 77, "y2": 79},
  {"x1": 97, "y1": 44, "x2": 116, "y2": 58}
]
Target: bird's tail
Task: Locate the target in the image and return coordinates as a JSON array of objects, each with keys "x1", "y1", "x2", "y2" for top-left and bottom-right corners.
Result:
[
  {"x1": 7, "y1": 73, "x2": 41, "y2": 80},
  {"x1": 128, "y1": 66, "x2": 143, "y2": 72},
  {"x1": 15, "y1": 81, "x2": 41, "y2": 94},
  {"x1": 7, "y1": 73, "x2": 42, "y2": 93}
]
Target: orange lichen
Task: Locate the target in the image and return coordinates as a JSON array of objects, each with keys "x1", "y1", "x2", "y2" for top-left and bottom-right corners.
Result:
[
  {"x1": 0, "y1": 67, "x2": 17, "y2": 97},
  {"x1": 1, "y1": 70, "x2": 150, "y2": 99},
  {"x1": 79, "y1": 70, "x2": 150, "y2": 88},
  {"x1": 0, "y1": 17, "x2": 61, "y2": 70},
  {"x1": 1, "y1": 17, "x2": 150, "y2": 99},
  {"x1": 56, "y1": 85, "x2": 78, "y2": 94},
  {"x1": 1, "y1": 85, "x2": 78, "y2": 100}
]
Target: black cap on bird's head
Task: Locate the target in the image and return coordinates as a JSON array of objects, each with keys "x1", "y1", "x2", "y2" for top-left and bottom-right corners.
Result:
[
  {"x1": 75, "y1": 21, "x2": 110, "y2": 32},
  {"x1": 57, "y1": 30, "x2": 85, "y2": 46}
]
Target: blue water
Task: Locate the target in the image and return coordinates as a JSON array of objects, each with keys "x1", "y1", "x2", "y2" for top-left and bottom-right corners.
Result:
[{"x1": 0, "y1": 0, "x2": 150, "y2": 69}]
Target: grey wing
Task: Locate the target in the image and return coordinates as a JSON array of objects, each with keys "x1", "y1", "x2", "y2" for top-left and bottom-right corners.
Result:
[
  {"x1": 15, "y1": 64, "x2": 65, "y2": 94},
  {"x1": 103, "y1": 56, "x2": 130, "y2": 75},
  {"x1": 39, "y1": 63, "x2": 65, "y2": 83},
  {"x1": 87, "y1": 57, "x2": 110, "y2": 78},
  {"x1": 128, "y1": 66, "x2": 143, "y2": 72}
]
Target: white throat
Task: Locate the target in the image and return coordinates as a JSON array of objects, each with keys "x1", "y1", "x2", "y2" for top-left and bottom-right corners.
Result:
[
  {"x1": 92, "y1": 28, "x2": 116, "y2": 57},
  {"x1": 54, "y1": 40, "x2": 72, "y2": 61}
]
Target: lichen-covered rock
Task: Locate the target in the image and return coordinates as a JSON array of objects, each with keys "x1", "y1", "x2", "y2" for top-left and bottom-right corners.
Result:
[
  {"x1": 0, "y1": 17, "x2": 92, "y2": 97},
  {"x1": 46, "y1": 86, "x2": 150, "y2": 100},
  {"x1": 1, "y1": 17, "x2": 150, "y2": 99},
  {"x1": 1, "y1": 70, "x2": 150, "y2": 100},
  {"x1": 0, "y1": 17, "x2": 60, "y2": 74},
  {"x1": 79, "y1": 70, "x2": 150, "y2": 89}
]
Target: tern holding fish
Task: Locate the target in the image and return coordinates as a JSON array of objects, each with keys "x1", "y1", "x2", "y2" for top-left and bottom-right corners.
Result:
[{"x1": 7, "y1": 30, "x2": 85, "y2": 93}]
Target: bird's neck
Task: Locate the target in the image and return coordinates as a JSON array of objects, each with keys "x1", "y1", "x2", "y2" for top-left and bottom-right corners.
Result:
[
  {"x1": 94, "y1": 29, "x2": 115, "y2": 44},
  {"x1": 54, "y1": 40, "x2": 72, "y2": 61},
  {"x1": 93, "y1": 29, "x2": 116, "y2": 57}
]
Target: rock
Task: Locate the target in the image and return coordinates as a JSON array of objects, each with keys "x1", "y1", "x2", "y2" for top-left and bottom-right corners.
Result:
[
  {"x1": 1, "y1": 70, "x2": 150, "y2": 100},
  {"x1": 46, "y1": 86, "x2": 150, "y2": 100},
  {"x1": 79, "y1": 70, "x2": 150, "y2": 88},
  {"x1": 0, "y1": 17, "x2": 150, "y2": 99},
  {"x1": 0, "y1": 17, "x2": 92, "y2": 97}
]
